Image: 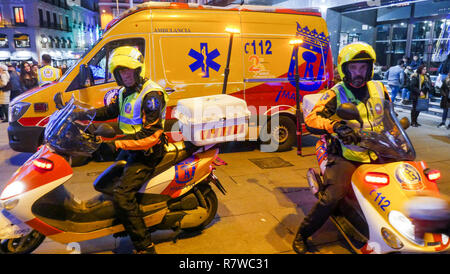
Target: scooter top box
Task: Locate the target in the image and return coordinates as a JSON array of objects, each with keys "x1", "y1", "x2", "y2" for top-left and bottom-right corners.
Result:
[{"x1": 174, "y1": 94, "x2": 251, "y2": 146}]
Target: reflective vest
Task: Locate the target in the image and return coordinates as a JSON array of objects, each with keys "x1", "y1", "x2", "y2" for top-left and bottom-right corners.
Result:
[
  {"x1": 38, "y1": 65, "x2": 60, "y2": 86},
  {"x1": 118, "y1": 80, "x2": 169, "y2": 135},
  {"x1": 332, "y1": 81, "x2": 385, "y2": 163}
]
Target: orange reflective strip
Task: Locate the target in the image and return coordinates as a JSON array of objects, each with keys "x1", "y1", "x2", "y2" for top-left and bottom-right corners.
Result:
[
  {"x1": 115, "y1": 130, "x2": 163, "y2": 151},
  {"x1": 304, "y1": 90, "x2": 337, "y2": 134}
]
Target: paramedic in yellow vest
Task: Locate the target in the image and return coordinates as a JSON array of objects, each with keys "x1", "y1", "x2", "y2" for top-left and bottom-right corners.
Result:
[
  {"x1": 73, "y1": 46, "x2": 168, "y2": 254},
  {"x1": 38, "y1": 54, "x2": 61, "y2": 86},
  {"x1": 292, "y1": 42, "x2": 390, "y2": 254}
]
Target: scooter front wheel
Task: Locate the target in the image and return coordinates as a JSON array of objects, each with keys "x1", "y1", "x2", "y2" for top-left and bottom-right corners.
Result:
[{"x1": 0, "y1": 230, "x2": 46, "y2": 254}]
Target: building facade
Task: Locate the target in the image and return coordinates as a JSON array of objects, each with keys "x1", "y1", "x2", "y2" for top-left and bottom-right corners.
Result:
[
  {"x1": 69, "y1": 0, "x2": 101, "y2": 59},
  {"x1": 0, "y1": 0, "x2": 100, "y2": 66},
  {"x1": 279, "y1": 0, "x2": 450, "y2": 71}
]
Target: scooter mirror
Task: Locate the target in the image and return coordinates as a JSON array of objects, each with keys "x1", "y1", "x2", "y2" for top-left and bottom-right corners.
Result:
[
  {"x1": 54, "y1": 92, "x2": 64, "y2": 110},
  {"x1": 337, "y1": 103, "x2": 363, "y2": 126},
  {"x1": 399, "y1": 117, "x2": 410, "y2": 130},
  {"x1": 94, "y1": 124, "x2": 116, "y2": 138}
]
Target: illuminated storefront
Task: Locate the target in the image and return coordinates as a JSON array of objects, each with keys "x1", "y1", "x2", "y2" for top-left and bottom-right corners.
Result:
[
  {"x1": 0, "y1": 0, "x2": 99, "y2": 67},
  {"x1": 325, "y1": 0, "x2": 450, "y2": 71}
]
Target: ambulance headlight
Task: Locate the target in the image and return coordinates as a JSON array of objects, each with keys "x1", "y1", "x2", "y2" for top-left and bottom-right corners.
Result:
[
  {"x1": 389, "y1": 210, "x2": 424, "y2": 246},
  {"x1": 9, "y1": 102, "x2": 31, "y2": 123}
]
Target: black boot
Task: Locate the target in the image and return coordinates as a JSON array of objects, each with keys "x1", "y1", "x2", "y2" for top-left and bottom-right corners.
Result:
[
  {"x1": 292, "y1": 232, "x2": 311, "y2": 254},
  {"x1": 134, "y1": 243, "x2": 157, "y2": 254}
]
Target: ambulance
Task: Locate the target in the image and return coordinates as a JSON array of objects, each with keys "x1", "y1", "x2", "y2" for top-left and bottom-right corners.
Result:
[{"x1": 8, "y1": 2, "x2": 333, "y2": 153}]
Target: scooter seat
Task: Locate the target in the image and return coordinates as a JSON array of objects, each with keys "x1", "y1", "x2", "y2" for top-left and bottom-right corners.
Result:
[{"x1": 152, "y1": 141, "x2": 195, "y2": 175}]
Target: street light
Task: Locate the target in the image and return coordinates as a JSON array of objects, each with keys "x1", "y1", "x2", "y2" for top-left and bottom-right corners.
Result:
[
  {"x1": 222, "y1": 27, "x2": 240, "y2": 94},
  {"x1": 289, "y1": 38, "x2": 304, "y2": 156}
]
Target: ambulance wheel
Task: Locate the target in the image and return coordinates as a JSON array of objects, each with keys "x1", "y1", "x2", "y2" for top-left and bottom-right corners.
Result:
[
  {"x1": 0, "y1": 230, "x2": 45, "y2": 254},
  {"x1": 260, "y1": 115, "x2": 296, "y2": 152},
  {"x1": 183, "y1": 185, "x2": 218, "y2": 232}
]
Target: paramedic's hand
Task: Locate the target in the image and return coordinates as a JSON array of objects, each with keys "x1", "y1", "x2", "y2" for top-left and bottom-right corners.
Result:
[
  {"x1": 102, "y1": 141, "x2": 117, "y2": 154},
  {"x1": 95, "y1": 141, "x2": 117, "y2": 161},
  {"x1": 333, "y1": 122, "x2": 359, "y2": 145},
  {"x1": 71, "y1": 111, "x2": 88, "y2": 122}
]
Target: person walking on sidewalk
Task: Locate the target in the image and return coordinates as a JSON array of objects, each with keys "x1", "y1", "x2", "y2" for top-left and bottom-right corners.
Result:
[
  {"x1": 438, "y1": 72, "x2": 450, "y2": 129},
  {"x1": 401, "y1": 65, "x2": 414, "y2": 104},
  {"x1": 7, "y1": 64, "x2": 24, "y2": 101},
  {"x1": 410, "y1": 65, "x2": 432, "y2": 127},
  {"x1": 384, "y1": 60, "x2": 405, "y2": 102},
  {"x1": 0, "y1": 64, "x2": 11, "y2": 122}
]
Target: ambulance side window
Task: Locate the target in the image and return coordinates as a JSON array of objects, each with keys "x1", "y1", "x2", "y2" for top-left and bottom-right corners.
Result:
[
  {"x1": 66, "y1": 38, "x2": 145, "y2": 92},
  {"x1": 87, "y1": 47, "x2": 107, "y2": 85}
]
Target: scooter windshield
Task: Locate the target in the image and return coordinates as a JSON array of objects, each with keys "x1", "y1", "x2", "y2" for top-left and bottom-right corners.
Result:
[
  {"x1": 357, "y1": 98, "x2": 416, "y2": 162},
  {"x1": 44, "y1": 97, "x2": 99, "y2": 156}
]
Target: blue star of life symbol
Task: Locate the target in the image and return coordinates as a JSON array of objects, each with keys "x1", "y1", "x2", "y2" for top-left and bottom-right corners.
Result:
[{"x1": 188, "y1": 43, "x2": 221, "y2": 78}]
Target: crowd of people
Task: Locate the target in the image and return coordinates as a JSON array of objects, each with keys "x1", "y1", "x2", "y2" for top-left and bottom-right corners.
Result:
[
  {"x1": 0, "y1": 55, "x2": 64, "y2": 122},
  {"x1": 379, "y1": 54, "x2": 450, "y2": 129}
]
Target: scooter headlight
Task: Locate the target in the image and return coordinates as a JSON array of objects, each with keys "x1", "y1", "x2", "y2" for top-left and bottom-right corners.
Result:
[
  {"x1": 0, "y1": 181, "x2": 25, "y2": 201},
  {"x1": 389, "y1": 210, "x2": 424, "y2": 246}
]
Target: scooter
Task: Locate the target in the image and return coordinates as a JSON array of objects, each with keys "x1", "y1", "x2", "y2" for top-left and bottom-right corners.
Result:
[
  {"x1": 0, "y1": 97, "x2": 226, "y2": 254},
  {"x1": 305, "y1": 97, "x2": 450, "y2": 254}
]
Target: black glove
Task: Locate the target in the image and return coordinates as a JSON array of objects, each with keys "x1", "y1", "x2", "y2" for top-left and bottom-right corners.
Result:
[
  {"x1": 333, "y1": 122, "x2": 359, "y2": 145},
  {"x1": 71, "y1": 111, "x2": 88, "y2": 122},
  {"x1": 93, "y1": 141, "x2": 117, "y2": 162}
]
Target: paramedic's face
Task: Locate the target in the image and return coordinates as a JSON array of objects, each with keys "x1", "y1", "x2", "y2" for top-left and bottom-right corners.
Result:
[
  {"x1": 119, "y1": 68, "x2": 136, "y2": 87},
  {"x1": 347, "y1": 62, "x2": 369, "y2": 88}
]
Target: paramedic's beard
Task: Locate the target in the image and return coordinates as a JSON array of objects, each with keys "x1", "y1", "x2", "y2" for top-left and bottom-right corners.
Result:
[{"x1": 349, "y1": 76, "x2": 366, "y2": 88}]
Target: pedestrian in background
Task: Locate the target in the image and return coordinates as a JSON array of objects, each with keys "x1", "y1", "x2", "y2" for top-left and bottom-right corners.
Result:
[
  {"x1": 410, "y1": 55, "x2": 422, "y2": 71},
  {"x1": 61, "y1": 63, "x2": 68, "y2": 75},
  {"x1": 401, "y1": 65, "x2": 414, "y2": 104},
  {"x1": 32, "y1": 64, "x2": 39, "y2": 78},
  {"x1": 438, "y1": 54, "x2": 450, "y2": 82},
  {"x1": 373, "y1": 62, "x2": 383, "y2": 80},
  {"x1": 0, "y1": 64, "x2": 11, "y2": 122},
  {"x1": 20, "y1": 62, "x2": 38, "y2": 91},
  {"x1": 402, "y1": 56, "x2": 410, "y2": 66},
  {"x1": 7, "y1": 64, "x2": 24, "y2": 101},
  {"x1": 410, "y1": 65, "x2": 432, "y2": 127},
  {"x1": 438, "y1": 72, "x2": 450, "y2": 129},
  {"x1": 384, "y1": 60, "x2": 405, "y2": 102},
  {"x1": 38, "y1": 54, "x2": 61, "y2": 86}
]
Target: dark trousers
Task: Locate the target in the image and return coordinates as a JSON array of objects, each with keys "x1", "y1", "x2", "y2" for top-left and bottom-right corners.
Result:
[
  {"x1": 113, "y1": 147, "x2": 163, "y2": 251},
  {"x1": 298, "y1": 155, "x2": 360, "y2": 238},
  {"x1": 411, "y1": 98, "x2": 420, "y2": 124},
  {"x1": 441, "y1": 107, "x2": 449, "y2": 124},
  {"x1": 0, "y1": 104, "x2": 8, "y2": 121}
]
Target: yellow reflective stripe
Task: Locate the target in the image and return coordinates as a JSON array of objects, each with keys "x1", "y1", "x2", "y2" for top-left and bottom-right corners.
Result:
[{"x1": 367, "y1": 81, "x2": 385, "y2": 99}]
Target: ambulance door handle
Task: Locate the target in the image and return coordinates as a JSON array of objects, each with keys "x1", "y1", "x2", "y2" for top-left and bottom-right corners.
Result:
[{"x1": 165, "y1": 87, "x2": 175, "y2": 95}]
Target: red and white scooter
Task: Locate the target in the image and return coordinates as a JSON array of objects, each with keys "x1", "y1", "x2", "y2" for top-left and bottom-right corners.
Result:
[{"x1": 0, "y1": 97, "x2": 226, "y2": 254}]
